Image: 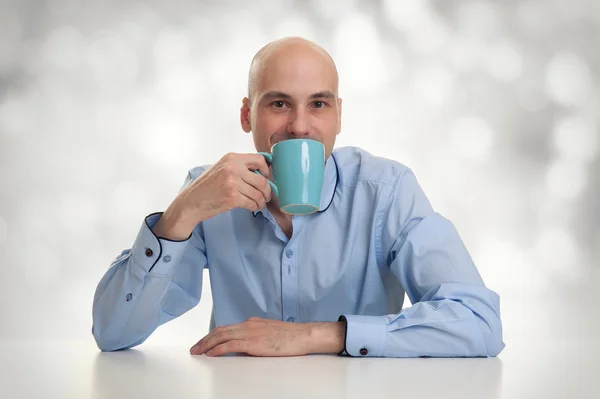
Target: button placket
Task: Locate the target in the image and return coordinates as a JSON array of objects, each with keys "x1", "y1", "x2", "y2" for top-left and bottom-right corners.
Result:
[
  {"x1": 281, "y1": 239, "x2": 298, "y2": 323},
  {"x1": 281, "y1": 216, "x2": 307, "y2": 324}
]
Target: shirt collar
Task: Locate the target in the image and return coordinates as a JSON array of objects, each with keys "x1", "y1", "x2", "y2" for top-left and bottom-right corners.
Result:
[{"x1": 253, "y1": 152, "x2": 338, "y2": 217}]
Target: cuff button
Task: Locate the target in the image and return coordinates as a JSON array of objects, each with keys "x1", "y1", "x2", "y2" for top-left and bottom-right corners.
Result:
[{"x1": 360, "y1": 348, "x2": 368, "y2": 356}]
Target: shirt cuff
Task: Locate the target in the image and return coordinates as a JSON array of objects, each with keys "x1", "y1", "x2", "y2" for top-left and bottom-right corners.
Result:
[
  {"x1": 131, "y1": 212, "x2": 192, "y2": 274},
  {"x1": 338, "y1": 315, "x2": 388, "y2": 357}
]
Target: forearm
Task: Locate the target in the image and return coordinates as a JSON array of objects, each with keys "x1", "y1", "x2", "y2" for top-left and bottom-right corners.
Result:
[
  {"x1": 152, "y1": 201, "x2": 200, "y2": 241},
  {"x1": 306, "y1": 321, "x2": 346, "y2": 354},
  {"x1": 340, "y1": 283, "x2": 504, "y2": 358},
  {"x1": 92, "y1": 213, "x2": 194, "y2": 351},
  {"x1": 92, "y1": 254, "x2": 171, "y2": 351}
]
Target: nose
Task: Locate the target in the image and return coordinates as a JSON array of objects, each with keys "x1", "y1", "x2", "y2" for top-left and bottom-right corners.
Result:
[{"x1": 286, "y1": 108, "x2": 310, "y2": 137}]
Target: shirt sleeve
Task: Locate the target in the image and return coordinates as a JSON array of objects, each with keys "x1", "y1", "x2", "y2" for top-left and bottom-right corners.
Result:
[
  {"x1": 92, "y1": 172, "x2": 208, "y2": 351},
  {"x1": 339, "y1": 168, "x2": 505, "y2": 358}
]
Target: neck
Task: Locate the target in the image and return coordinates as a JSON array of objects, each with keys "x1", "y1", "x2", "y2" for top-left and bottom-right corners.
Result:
[{"x1": 267, "y1": 197, "x2": 292, "y2": 222}]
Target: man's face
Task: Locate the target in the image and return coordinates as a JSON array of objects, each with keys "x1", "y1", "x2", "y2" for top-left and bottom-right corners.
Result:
[{"x1": 241, "y1": 47, "x2": 342, "y2": 159}]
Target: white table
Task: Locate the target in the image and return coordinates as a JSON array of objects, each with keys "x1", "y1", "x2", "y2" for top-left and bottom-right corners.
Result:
[{"x1": 0, "y1": 340, "x2": 597, "y2": 398}]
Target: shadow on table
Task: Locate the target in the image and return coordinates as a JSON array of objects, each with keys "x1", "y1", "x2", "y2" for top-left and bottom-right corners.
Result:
[
  {"x1": 197, "y1": 354, "x2": 503, "y2": 399},
  {"x1": 92, "y1": 349, "x2": 148, "y2": 398},
  {"x1": 92, "y1": 345, "x2": 217, "y2": 398}
]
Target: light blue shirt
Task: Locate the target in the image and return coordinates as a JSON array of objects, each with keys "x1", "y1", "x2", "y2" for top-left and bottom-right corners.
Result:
[{"x1": 92, "y1": 146, "x2": 505, "y2": 357}]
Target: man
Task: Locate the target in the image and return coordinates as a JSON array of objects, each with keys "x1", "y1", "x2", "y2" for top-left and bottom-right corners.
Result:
[{"x1": 92, "y1": 37, "x2": 505, "y2": 358}]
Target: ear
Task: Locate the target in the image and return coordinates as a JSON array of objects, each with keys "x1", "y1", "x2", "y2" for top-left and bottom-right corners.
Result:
[
  {"x1": 336, "y1": 97, "x2": 343, "y2": 135},
  {"x1": 240, "y1": 97, "x2": 252, "y2": 133}
]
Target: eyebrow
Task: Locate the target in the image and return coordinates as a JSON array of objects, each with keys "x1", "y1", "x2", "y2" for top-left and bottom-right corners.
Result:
[
  {"x1": 261, "y1": 91, "x2": 292, "y2": 101},
  {"x1": 260, "y1": 90, "x2": 336, "y2": 101},
  {"x1": 310, "y1": 91, "x2": 336, "y2": 99}
]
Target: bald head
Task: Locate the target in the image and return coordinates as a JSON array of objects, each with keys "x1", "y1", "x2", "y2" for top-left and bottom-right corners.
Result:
[{"x1": 247, "y1": 37, "x2": 339, "y2": 104}]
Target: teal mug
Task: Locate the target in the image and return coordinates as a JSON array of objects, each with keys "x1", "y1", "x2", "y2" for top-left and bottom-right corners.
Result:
[{"x1": 254, "y1": 138, "x2": 325, "y2": 215}]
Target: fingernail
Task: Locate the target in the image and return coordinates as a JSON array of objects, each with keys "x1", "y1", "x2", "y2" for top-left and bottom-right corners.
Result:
[{"x1": 190, "y1": 346, "x2": 199, "y2": 354}]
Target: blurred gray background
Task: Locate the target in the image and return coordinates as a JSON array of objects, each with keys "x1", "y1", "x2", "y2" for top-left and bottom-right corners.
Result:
[{"x1": 0, "y1": 0, "x2": 598, "y2": 359}]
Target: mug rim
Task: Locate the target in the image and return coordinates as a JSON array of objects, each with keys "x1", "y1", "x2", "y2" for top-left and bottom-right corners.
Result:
[
  {"x1": 270, "y1": 138, "x2": 324, "y2": 152},
  {"x1": 280, "y1": 203, "x2": 319, "y2": 215}
]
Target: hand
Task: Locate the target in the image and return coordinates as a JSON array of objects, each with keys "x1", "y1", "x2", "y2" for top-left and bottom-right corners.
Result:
[
  {"x1": 189, "y1": 317, "x2": 346, "y2": 357},
  {"x1": 153, "y1": 153, "x2": 272, "y2": 240}
]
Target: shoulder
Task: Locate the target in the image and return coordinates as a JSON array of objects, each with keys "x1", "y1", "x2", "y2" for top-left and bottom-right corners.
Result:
[
  {"x1": 331, "y1": 146, "x2": 412, "y2": 188},
  {"x1": 187, "y1": 165, "x2": 211, "y2": 179},
  {"x1": 180, "y1": 164, "x2": 212, "y2": 189}
]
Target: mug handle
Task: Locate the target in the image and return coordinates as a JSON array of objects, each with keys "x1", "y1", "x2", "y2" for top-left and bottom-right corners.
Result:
[{"x1": 255, "y1": 152, "x2": 279, "y2": 197}]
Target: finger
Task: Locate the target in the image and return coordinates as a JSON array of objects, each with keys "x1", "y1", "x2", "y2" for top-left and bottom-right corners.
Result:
[
  {"x1": 190, "y1": 335, "x2": 208, "y2": 355},
  {"x1": 206, "y1": 340, "x2": 247, "y2": 357},
  {"x1": 190, "y1": 332, "x2": 223, "y2": 355},
  {"x1": 190, "y1": 326, "x2": 245, "y2": 355},
  {"x1": 236, "y1": 183, "x2": 266, "y2": 211},
  {"x1": 236, "y1": 196, "x2": 261, "y2": 213},
  {"x1": 240, "y1": 170, "x2": 272, "y2": 202},
  {"x1": 202, "y1": 329, "x2": 245, "y2": 354},
  {"x1": 242, "y1": 196, "x2": 262, "y2": 213},
  {"x1": 240, "y1": 154, "x2": 270, "y2": 177},
  {"x1": 190, "y1": 331, "x2": 220, "y2": 355}
]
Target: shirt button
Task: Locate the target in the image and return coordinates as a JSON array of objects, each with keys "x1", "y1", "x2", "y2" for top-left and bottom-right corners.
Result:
[
  {"x1": 285, "y1": 249, "x2": 293, "y2": 258},
  {"x1": 287, "y1": 317, "x2": 295, "y2": 322},
  {"x1": 145, "y1": 248, "x2": 153, "y2": 257},
  {"x1": 126, "y1": 293, "x2": 133, "y2": 302},
  {"x1": 360, "y1": 348, "x2": 368, "y2": 356},
  {"x1": 163, "y1": 255, "x2": 171, "y2": 263}
]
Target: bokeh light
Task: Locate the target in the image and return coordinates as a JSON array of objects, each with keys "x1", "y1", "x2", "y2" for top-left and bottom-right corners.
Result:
[
  {"x1": 533, "y1": 227, "x2": 583, "y2": 283},
  {"x1": 545, "y1": 158, "x2": 589, "y2": 201},
  {"x1": 450, "y1": 116, "x2": 494, "y2": 160},
  {"x1": 334, "y1": 12, "x2": 388, "y2": 93},
  {"x1": 552, "y1": 115, "x2": 598, "y2": 163},
  {"x1": 486, "y1": 40, "x2": 523, "y2": 82},
  {"x1": 545, "y1": 52, "x2": 593, "y2": 107}
]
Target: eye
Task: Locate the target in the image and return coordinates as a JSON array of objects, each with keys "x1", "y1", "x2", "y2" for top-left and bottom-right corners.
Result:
[
  {"x1": 312, "y1": 101, "x2": 327, "y2": 109},
  {"x1": 272, "y1": 101, "x2": 286, "y2": 109}
]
